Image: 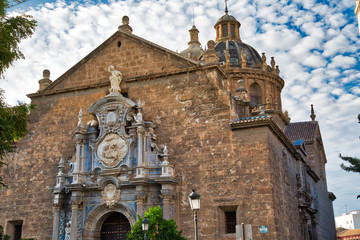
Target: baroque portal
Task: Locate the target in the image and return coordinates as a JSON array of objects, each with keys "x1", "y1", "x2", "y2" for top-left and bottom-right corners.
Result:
[{"x1": 51, "y1": 79, "x2": 177, "y2": 240}]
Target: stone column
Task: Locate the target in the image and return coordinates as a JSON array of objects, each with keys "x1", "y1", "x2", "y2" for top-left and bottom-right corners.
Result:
[
  {"x1": 135, "y1": 186, "x2": 147, "y2": 218},
  {"x1": 70, "y1": 199, "x2": 83, "y2": 240},
  {"x1": 53, "y1": 158, "x2": 65, "y2": 240},
  {"x1": 301, "y1": 214, "x2": 310, "y2": 240},
  {"x1": 74, "y1": 124, "x2": 87, "y2": 184},
  {"x1": 160, "y1": 187, "x2": 175, "y2": 220},
  {"x1": 52, "y1": 204, "x2": 61, "y2": 240},
  {"x1": 135, "y1": 125, "x2": 146, "y2": 178}
]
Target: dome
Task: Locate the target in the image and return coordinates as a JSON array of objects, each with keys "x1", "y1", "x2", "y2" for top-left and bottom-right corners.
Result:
[
  {"x1": 180, "y1": 45, "x2": 204, "y2": 60},
  {"x1": 180, "y1": 25, "x2": 204, "y2": 60},
  {"x1": 215, "y1": 40, "x2": 262, "y2": 68},
  {"x1": 216, "y1": 14, "x2": 239, "y2": 25}
]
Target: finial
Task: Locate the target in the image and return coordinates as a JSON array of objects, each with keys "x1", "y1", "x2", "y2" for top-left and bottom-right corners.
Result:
[
  {"x1": 163, "y1": 145, "x2": 168, "y2": 155},
  {"x1": 310, "y1": 104, "x2": 316, "y2": 121},
  {"x1": 275, "y1": 65, "x2": 280, "y2": 75},
  {"x1": 271, "y1": 57, "x2": 275, "y2": 69},
  {"x1": 192, "y1": 8, "x2": 195, "y2": 26},
  {"x1": 236, "y1": 79, "x2": 248, "y2": 101},
  {"x1": 225, "y1": 0, "x2": 229, "y2": 14},
  {"x1": 262, "y1": 53, "x2": 267, "y2": 71},
  {"x1": 57, "y1": 157, "x2": 65, "y2": 176},
  {"x1": 118, "y1": 15, "x2": 133, "y2": 33},
  {"x1": 43, "y1": 69, "x2": 50, "y2": 78},
  {"x1": 78, "y1": 108, "x2": 83, "y2": 126},
  {"x1": 122, "y1": 16, "x2": 129, "y2": 25}
]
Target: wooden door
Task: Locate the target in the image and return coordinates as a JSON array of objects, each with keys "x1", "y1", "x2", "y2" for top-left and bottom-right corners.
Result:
[{"x1": 100, "y1": 212, "x2": 131, "y2": 240}]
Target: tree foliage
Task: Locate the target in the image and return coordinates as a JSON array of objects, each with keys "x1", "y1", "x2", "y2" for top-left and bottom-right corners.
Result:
[
  {"x1": 339, "y1": 154, "x2": 360, "y2": 173},
  {"x1": 0, "y1": 226, "x2": 10, "y2": 240},
  {"x1": 0, "y1": 90, "x2": 33, "y2": 189},
  {"x1": 0, "y1": 0, "x2": 37, "y2": 77},
  {"x1": 127, "y1": 206, "x2": 187, "y2": 240}
]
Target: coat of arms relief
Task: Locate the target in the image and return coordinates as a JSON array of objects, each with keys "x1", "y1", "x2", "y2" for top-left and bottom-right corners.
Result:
[
  {"x1": 97, "y1": 133, "x2": 128, "y2": 167},
  {"x1": 101, "y1": 183, "x2": 121, "y2": 208}
]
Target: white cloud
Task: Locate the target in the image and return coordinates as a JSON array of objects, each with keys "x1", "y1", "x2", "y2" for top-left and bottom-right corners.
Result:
[{"x1": 328, "y1": 55, "x2": 357, "y2": 69}]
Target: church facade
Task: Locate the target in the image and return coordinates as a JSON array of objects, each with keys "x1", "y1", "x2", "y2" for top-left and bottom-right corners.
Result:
[{"x1": 0, "y1": 9, "x2": 336, "y2": 240}]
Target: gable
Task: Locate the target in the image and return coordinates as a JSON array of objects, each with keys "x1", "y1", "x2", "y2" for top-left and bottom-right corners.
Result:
[{"x1": 41, "y1": 31, "x2": 197, "y2": 93}]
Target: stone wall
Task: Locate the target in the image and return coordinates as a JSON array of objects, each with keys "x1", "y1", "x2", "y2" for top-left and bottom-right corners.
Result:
[
  {"x1": 306, "y1": 139, "x2": 336, "y2": 240},
  {"x1": 0, "y1": 89, "x2": 107, "y2": 239}
]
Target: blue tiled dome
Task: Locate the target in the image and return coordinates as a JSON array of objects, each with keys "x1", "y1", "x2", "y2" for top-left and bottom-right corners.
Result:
[{"x1": 215, "y1": 40, "x2": 262, "y2": 68}]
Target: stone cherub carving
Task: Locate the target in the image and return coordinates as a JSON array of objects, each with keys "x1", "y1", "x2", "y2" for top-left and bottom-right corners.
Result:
[
  {"x1": 108, "y1": 65, "x2": 122, "y2": 93},
  {"x1": 64, "y1": 220, "x2": 71, "y2": 240}
]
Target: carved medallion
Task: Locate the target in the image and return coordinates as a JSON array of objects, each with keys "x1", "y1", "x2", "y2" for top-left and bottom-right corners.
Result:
[
  {"x1": 102, "y1": 183, "x2": 121, "y2": 208},
  {"x1": 97, "y1": 133, "x2": 128, "y2": 167}
]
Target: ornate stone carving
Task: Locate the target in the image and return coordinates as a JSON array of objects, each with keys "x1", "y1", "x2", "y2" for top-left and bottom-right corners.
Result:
[
  {"x1": 102, "y1": 183, "x2": 121, "y2": 208},
  {"x1": 160, "y1": 189, "x2": 175, "y2": 200},
  {"x1": 97, "y1": 133, "x2": 128, "y2": 167},
  {"x1": 134, "y1": 191, "x2": 147, "y2": 202}
]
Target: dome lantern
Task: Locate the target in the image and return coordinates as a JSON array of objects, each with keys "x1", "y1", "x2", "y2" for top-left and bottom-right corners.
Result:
[{"x1": 214, "y1": 8, "x2": 241, "y2": 43}]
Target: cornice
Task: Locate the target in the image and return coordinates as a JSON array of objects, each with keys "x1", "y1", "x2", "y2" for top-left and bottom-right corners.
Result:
[
  {"x1": 226, "y1": 68, "x2": 285, "y2": 88},
  {"x1": 28, "y1": 65, "x2": 225, "y2": 99}
]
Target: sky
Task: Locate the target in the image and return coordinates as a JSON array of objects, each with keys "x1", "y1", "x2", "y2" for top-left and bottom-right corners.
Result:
[{"x1": 1, "y1": 0, "x2": 360, "y2": 217}]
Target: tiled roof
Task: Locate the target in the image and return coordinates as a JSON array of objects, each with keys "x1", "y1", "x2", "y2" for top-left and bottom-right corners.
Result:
[
  {"x1": 284, "y1": 121, "x2": 318, "y2": 142},
  {"x1": 338, "y1": 228, "x2": 360, "y2": 237}
]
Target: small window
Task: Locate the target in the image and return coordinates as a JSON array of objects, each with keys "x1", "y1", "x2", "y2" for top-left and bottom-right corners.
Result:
[
  {"x1": 231, "y1": 24, "x2": 235, "y2": 37},
  {"x1": 6, "y1": 220, "x2": 23, "y2": 240},
  {"x1": 219, "y1": 206, "x2": 238, "y2": 235},
  {"x1": 225, "y1": 211, "x2": 236, "y2": 234},
  {"x1": 14, "y1": 224, "x2": 22, "y2": 240},
  {"x1": 222, "y1": 24, "x2": 228, "y2": 37}
]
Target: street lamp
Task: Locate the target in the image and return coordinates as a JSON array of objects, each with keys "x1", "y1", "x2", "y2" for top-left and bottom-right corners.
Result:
[
  {"x1": 189, "y1": 189, "x2": 200, "y2": 240},
  {"x1": 142, "y1": 217, "x2": 149, "y2": 240}
]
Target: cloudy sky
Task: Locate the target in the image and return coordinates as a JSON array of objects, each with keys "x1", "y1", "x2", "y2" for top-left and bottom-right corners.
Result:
[{"x1": 2, "y1": 0, "x2": 360, "y2": 216}]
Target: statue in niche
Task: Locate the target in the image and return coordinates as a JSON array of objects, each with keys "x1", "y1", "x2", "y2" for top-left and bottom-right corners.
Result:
[
  {"x1": 108, "y1": 65, "x2": 122, "y2": 93},
  {"x1": 64, "y1": 220, "x2": 71, "y2": 240}
]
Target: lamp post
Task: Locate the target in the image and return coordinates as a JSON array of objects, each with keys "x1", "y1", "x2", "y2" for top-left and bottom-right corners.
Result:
[
  {"x1": 142, "y1": 217, "x2": 149, "y2": 240},
  {"x1": 188, "y1": 189, "x2": 200, "y2": 240}
]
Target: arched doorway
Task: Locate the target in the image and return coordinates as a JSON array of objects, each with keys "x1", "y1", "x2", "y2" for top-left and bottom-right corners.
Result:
[{"x1": 100, "y1": 212, "x2": 131, "y2": 240}]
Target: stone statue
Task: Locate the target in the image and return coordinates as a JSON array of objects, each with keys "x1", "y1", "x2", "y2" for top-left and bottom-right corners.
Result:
[
  {"x1": 108, "y1": 65, "x2": 122, "y2": 93},
  {"x1": 78, "y1": 108, "x2": 83, "y2": 126},
  {"x1": 64, "y1": 220, "x2": 71, "y2": 240}
]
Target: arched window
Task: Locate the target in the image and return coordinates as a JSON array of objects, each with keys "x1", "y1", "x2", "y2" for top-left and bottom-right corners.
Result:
[
  {"x1": 231, "y1": 24, "x2": 235, "y2": 37},
  {"x1": 250, "y1": 83, "x2": 262, "y2": 106},
  {"x1": 222, "y1": 24, "x2": 228, "y2": 37}
]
